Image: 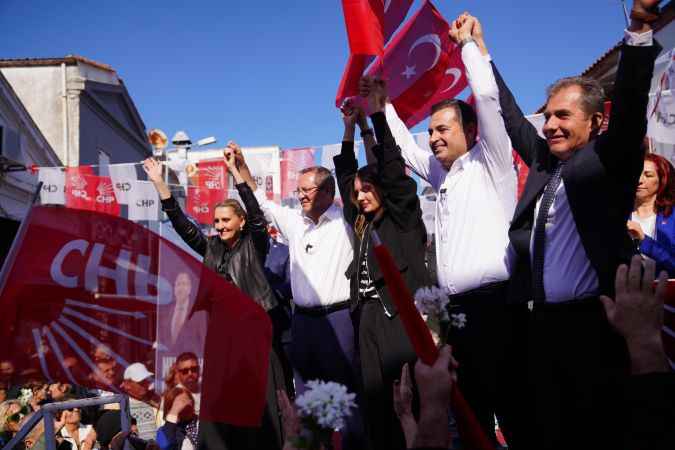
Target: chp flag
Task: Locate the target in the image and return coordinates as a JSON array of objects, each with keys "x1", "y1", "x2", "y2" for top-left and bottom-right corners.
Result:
[
  {"x1": 0, "y1": 205, "x2": 272, "y2": 425},
  {"x1": 38, "y1": 167, "x2": 65, "y2": 205},
  {"x1": 108, "y1": 163, "x2": 139, "y2": 205},
  {"x1": 128, "y1": 181, "x2": 160, "y2": 221}
]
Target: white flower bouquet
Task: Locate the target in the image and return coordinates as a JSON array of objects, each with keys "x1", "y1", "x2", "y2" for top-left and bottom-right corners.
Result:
[
  {"x1": 414, "y1": 286, "x2": 466, "y2": 344},
  {"x1": 293, "y1": 380, "x2": 356, "y2": 450},
  {"x1": 18, "y1": 388, "x2": 33, "y2": 407}
]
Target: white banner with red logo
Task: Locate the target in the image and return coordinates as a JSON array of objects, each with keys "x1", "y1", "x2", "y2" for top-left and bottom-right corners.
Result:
[{"x1": 128, "y1": 181, "x2": 159, "y2": 221}]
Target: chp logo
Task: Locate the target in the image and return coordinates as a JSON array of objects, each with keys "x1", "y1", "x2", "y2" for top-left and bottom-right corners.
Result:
[
  {"x1": 202, "y1": 166, "x2": 224, "y2": 190},
  {"x1": 115, "y1": 181, "x2": 132, "y2": 192},
  {"x1": 68, "y1": 174, "x2": 90, "y2": 200},
  {"x1": 96, "y1": 181, "x2": 116, "y2": 204},
  {"x1": 136, "y1": 198, "x2": 155, "y2": 208},
  {"x1": 42, "y1": 183, "x2": 61, "y2": 193}
]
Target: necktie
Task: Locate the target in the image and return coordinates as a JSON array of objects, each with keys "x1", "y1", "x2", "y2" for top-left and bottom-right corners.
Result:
[{"x1": 532, "y1": 161, "x2": 565, "y2": 303}]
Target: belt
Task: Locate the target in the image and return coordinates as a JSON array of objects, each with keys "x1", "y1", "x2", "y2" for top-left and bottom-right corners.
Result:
[
  {"x1": 294, "y1": 300, "x2": 352, "y2": 316},
  {"x1": 528, "y1": 296, "x2": 603, "y2": 313},
  {"x1": 447, "y1": 281, "x2": 509, "y2": 305}
]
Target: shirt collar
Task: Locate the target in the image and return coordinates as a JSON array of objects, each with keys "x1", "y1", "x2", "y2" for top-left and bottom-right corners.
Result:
[
  {"x1": 303, "y1": 203, "x2": 341, "y2": 226},
  {"x1": 448, "y1": 149, "x2": 472, "y2": 175}
]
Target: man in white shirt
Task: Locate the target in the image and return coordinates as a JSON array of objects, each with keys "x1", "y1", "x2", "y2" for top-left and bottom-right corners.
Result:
[
  {"x1": 235, "y1": 152, "x2": 364, "y2": 450},
  {"x1": 361, "y1": 14, "x2": 518, "y2": 445},
  {"x1": 484, "y1": 1, "x2": 662, "y2": 448}
]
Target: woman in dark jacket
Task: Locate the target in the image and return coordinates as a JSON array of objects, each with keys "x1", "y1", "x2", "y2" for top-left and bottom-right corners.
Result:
[
  {"x1": 334, "y1": 99, "x2": 429, "y2": 450},
  {"x1": 143, "y1": 148, "x2": 286, "y2": 450}
]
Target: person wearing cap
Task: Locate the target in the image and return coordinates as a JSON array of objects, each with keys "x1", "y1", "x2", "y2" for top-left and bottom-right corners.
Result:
[{"x1": 122, "y1": 363, "x2": 159, "y2": 441}]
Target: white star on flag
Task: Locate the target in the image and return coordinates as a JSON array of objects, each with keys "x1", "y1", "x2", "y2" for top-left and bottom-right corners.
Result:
[{"x1": 401, "y1": 65, "x2": 416, "y2": 79}]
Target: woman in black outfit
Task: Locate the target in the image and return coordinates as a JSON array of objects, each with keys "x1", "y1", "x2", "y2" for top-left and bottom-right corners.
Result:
[
  {"x1": 334, "y1": 96, "x2": 429, "y2": 450},
  {"x1": 143, "y1": 146, "x2": 286, "y2": 450}
]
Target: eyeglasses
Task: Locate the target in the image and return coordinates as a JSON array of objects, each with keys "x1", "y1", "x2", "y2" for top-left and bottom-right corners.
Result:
[
  {"x1": 65, "y1": 408, "x2": 80, "y2": 412},
  {"x1": 178, "y1": 366, "x2": 199, "y2": 375},
  {"x1": 293, "y1": 186, "x2": 320, "y2": 198}
]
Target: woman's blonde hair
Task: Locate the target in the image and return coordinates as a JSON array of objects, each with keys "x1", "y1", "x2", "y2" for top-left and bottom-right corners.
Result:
[{"x1": 0, "y1": 400, "x2": 22, "y2": 432}]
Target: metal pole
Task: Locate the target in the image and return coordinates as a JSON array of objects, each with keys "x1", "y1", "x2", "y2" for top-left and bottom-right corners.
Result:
[
  {"x1": 42, "y1": 409, "x2": 56, "y2": 450},
  {"x1": 621, "y1": 1, "x2": 631, "y2": 27}
]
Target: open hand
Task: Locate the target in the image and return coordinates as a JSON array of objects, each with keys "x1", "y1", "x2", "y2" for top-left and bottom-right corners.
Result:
[{"x1": 142, "y1": 158, "x2": 163, "y2": 183}]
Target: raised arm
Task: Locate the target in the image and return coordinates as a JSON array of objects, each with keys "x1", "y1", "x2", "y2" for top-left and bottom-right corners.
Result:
[
  {"x1": 333, "y1": 105, "x2": 360, "y2": 225},
  {"x1": 599, "y1": 3, "x2": 661, "y2": 176},
  {"x1": 360, "y1": 76, "x2": 437, "y2": 182},
  {"x1": 225, "y1": 148, "x2": 270, "y2": 262},
  {"x1": 451, "y1": 15, "x2": 514, "y2": 184},
  {"x1": 467, "y1": 17, "x2": 545, "y2": 168},
  {"x1": 372, "y1": 113, "x2": 422, "y2": 231},
  {"x1": 143, "y1": 158, "x2": 208, "y2": 256}
]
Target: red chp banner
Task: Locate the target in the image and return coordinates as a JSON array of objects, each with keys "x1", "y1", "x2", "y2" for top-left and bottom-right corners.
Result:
[
  {"x1": 0, "y1": 206, "x2": 272, "y2": 426},
  {"x1": 280, "y1": 148, "x2": 316, "y2": 200},
  {"x1": 367, "y1": 0, "x2": 467, "y2": 127},
  {"x1": 187, "y1": 159, "x2": 227, "y2": 225},
  {"x1": 64, "y1": 166, "x2": 120, "y2": 216}
]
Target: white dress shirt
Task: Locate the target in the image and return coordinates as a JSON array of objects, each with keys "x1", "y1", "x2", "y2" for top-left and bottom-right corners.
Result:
[
  {"x1": 386, "y1": 41, "x2": 517, "y2": 294},
  {"x1": 254, "y1": 189, "x2": 353, "y2": 307},
  {"x1": 531, "y1": 29, "x2": 653, "y2": 303}
]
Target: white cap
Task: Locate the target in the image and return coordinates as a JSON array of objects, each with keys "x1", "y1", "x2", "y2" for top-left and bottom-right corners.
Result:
[{"x1": 123, "y1": 363, "x2": 153, "y2": 382}]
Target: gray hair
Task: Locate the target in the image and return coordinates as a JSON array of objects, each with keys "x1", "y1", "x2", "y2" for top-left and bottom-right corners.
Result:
[
  {"x1": 546, "y1": 76, "x2": 605, "y2": 117},
  {"x1": 299, "y1": 166, "x2": 335, "y2": 198}
]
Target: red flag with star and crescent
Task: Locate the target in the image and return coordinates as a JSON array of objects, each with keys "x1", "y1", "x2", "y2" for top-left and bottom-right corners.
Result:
[
  {"x1": 336, "y1": 0, "x2": 414, "y2": 106},
  {"x1": 0, "y1": 205, "x2": 272, "y2": 426},
  {"x1": 367, "y1": 0, "x2": 468, "y2": 127}
]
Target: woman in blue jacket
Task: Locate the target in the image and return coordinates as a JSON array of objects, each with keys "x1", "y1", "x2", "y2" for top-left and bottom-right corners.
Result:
[{"x1": 627, "y1": 153, "x2": 675, "y2": 277}]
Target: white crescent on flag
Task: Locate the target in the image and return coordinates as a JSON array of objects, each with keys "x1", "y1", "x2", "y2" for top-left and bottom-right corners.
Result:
[
  {"x1": 439, "y1": 67, "x2": 462, "y2": 94},
  {"x1": 407, "y1": 33, "x2": 442, "y2": 73}
]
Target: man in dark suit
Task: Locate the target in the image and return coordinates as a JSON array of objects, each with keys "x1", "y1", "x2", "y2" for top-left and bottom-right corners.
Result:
[{"x1": 468, "y1": 2, "x2": 662, "y2": 449}]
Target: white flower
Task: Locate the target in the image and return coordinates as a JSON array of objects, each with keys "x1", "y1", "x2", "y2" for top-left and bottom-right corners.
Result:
[
  {"x1": 295, "y1": 380, "x2": 357, "y2": 431},
  {"x1": 450, "y1": 313, "x2": 467, "y2": 329},
  {"x1": 18, "y1": 388, "x2": 33, "y2": 407},
  {"x1": 414, "y1": 286, "x2": 450, "y2": 321}
]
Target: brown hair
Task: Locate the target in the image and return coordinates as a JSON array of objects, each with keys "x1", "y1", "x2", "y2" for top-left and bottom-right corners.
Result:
[
  {"x1": 350, "y1": 164, "x2": 383, "y2": 210},
  {"x1": 214, "y1": 199, "x2": 246, "y2": 219},
  {"x1": 299, "y1": 166, "x2": 336, "y2": 198},
  {"x1": 163, "y1": 352, "x2": 199, "y2": 390},
  {"x1": 162, "y1": 386, "x2": 194, "y2": 420},
  {"x1": 546, "y1": 76, "x2": 605, "y2": 118}
]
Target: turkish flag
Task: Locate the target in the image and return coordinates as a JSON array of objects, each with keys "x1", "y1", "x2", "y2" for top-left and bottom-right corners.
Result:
[
  {"x1": 0, "y1": 205, "x2": 272, "y2": 426},
  {"x1": 367, "y1": 0, "x2": 468, "y2": 127},
  {"x1": 186, "y1": 159, "x2": 227, "y2": 225},
  {"x1": 336, "y1": 0, "x2": 415, "y2": 106},
  {"x1": 280, "y1": 148, "x2": 315, "y2": 200}
]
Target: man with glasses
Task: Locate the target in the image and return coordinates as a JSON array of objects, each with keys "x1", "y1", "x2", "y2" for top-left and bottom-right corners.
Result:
[
  {"x1": 231, "y1": 146, "x2": 363, "y2": 449},
  {"x1": 157, "y1": 352, "x2": 201, "y2": 428}
]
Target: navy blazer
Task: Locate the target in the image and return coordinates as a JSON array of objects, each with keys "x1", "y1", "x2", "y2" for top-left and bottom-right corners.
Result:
[
  {"x1": 640, "y1": 211, "x2": 675, "y2": 277},
  {"x1": 493, "y1": 42, "x2": 662, "y2": 303}
]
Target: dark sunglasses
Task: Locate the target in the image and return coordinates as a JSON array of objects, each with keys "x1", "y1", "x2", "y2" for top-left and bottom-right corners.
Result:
[{"x1": 178, "y1": 366, "x2": 199, "y2": 375}]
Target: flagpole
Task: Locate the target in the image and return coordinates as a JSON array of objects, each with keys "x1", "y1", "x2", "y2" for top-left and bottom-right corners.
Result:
[
  {"x1": 0, "y1": 182, "x2": 43, "y2": 320},
  {"x1": 620, "y1": 1, "x2": 630, "y2": 27}
]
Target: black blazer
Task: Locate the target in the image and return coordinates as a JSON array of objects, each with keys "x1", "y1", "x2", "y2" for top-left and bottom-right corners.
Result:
[
  {"x1": 493, "y1": 42, "x2": 661, "y2": 303},
  {"x1": 334, "y1": 112, "x2": 429, "y2": 317},
  {"x1": 161, "y1": 183, "x2": 277, "y2": 311}
]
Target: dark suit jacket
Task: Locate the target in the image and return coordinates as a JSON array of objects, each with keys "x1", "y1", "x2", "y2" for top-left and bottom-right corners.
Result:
[{"x1": 492, "y1": 42, "x2": 661, "y2": 303}]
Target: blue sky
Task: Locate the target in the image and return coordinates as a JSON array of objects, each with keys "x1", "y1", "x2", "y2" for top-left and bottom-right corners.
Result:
[{"x1": 0, "y1": 0, "x2": 630, "y2": 150}]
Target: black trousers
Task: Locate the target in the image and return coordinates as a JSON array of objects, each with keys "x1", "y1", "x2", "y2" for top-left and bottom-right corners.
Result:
[
  {"x1": 353, "y1": 300, "x2": 418, "y2": 450},
  {"x1": 445, "y1": 282, "x2": 527, "y2": 448},
  {"x1": 523, "y1": 298, "x2": 629, "y2": 450}
]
